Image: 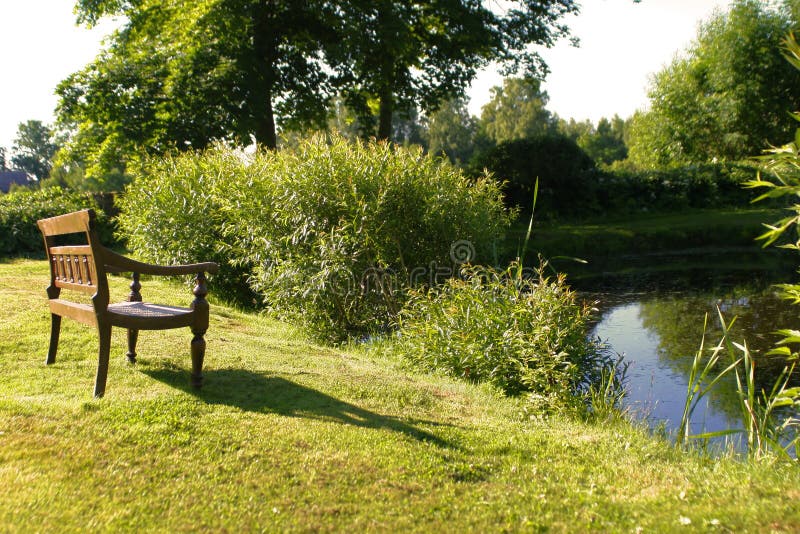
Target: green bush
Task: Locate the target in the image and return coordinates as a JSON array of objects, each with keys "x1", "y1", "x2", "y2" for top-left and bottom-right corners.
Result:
[
  {"x1": 598, "y1": 162, "x2": 762, "y2": 214},
  {"x1": 117, "y1": 136, "x2": 512, "y2": 342},
  {"x1": 471, "y1": 135, "x2": 762, "y2": 220},
  {"x1": 115, "y1": 147, "x2": 257, "y2": 306},
  {"x1": 223, "y1": 135, "x2": 512, "y2": 343},
  {"x1": 469, "y1": 134, "x2": 598, "y2": 217},
  {"x1": 0, "y1": 187, "x2": 111, "y2": 256},
  {"x1": 395, "y1": 262, "x2": 613, "y2": 400}
]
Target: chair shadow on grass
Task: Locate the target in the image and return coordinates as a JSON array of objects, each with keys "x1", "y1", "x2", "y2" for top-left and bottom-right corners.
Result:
[{"x1": 143, "y1": 367, "x2": 455, "y2": 449}]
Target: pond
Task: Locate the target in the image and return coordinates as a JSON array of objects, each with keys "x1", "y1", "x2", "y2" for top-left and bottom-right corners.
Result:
[{"x1": 567, "y1": 251, "x2": 800, "y2": 451}]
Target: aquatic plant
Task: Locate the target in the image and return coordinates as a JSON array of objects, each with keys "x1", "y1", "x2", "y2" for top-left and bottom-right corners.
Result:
[{"x1": 678, "y1": 310, "x2": 800, "y2": 459}]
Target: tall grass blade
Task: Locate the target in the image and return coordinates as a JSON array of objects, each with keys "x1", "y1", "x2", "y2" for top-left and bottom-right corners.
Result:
[
  {"x1": 678, "y1": 313, "x2": 745, "y2": 450},
  {"x1": 516, "y1": 178, "x2": 539, "y2": 278}
]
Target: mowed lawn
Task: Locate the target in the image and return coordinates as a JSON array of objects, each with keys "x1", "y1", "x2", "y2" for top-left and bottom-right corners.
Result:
[{"x1": 1, "y1": 259, "x2": 799, "y2": 532}]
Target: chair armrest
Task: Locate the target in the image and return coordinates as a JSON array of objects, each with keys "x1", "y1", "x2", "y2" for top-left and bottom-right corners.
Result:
[{"x1": 102, "y1": 248, "x2": 219, "y2": 276}]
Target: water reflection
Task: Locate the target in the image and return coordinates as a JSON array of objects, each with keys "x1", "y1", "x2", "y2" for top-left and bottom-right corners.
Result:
[{"x1": 583, "y1": 273, "x2": 800, "y2": 445}]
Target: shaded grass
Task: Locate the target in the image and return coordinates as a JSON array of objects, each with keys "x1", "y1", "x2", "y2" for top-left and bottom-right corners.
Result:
[{"x1": 1, "y1": 259, "x2": 800, "y2": 532}]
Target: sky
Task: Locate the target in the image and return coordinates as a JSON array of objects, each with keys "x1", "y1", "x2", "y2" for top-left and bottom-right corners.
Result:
[
  {"x1": 467, "y1": 0, "x2": 733, "y2": 119},
  {"x1": 0, "y1": 0, "x2": 733, "y2": 152}
]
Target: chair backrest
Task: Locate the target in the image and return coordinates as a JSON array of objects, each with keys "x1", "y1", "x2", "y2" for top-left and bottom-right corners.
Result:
[{"x1": 37, "y1": 209, "x2": 109, "y2": 305}]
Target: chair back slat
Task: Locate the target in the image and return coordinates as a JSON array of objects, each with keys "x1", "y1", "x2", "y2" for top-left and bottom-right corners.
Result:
[
  {"x1": 37, "y1": 209, "x2": 94, "y2": 236},
  {"x1": 50, "y1": 245, "x2": 97, "y2": 294},
  {"x1": 38, "y1": 210, "x2": 108, "y2": 300}
]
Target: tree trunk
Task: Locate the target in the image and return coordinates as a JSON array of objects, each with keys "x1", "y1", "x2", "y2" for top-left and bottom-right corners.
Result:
[
  {"x1": 255, "y1": 92, "x2": 277, "y2": 150},
  {"x1": 377, "y1": 90, "x2": 393, "y2": 141},
  {"x1": 252, "y1": 0, "x2": 278, "y2": 150}
]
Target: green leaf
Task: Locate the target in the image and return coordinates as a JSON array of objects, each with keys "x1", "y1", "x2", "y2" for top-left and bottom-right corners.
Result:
[
  {"x1": 766, "y1": 346, "x2": 793, "y2": 357},
  {"x1": 689, "y1": 429, "x2": 743, "y2": 440}
]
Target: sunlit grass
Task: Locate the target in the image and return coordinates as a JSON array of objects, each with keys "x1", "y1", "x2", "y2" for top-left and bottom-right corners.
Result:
[{"x1": 1, "y1": 259, "x2": 799, "y2": 531}]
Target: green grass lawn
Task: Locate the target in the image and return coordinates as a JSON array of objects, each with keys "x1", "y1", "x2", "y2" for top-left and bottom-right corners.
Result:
[{"x1": 1, "y1": 258, "x2": 799, "y2": 532}]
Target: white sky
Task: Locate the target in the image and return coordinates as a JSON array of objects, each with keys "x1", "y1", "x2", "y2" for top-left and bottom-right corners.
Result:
[
  {"x1": 468, "y1": 0, "x2": 733, "y2": 119},
  {"x1": 0, "y1": 0, "x2": 732, "y2": 151}
]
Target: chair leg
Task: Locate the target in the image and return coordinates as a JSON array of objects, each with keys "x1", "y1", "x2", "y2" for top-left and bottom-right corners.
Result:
[
  {"x1": 46, "y1": 314, "x2": 61, "y2": 365},
  {"x1": 190, "y1": 328, "x2": 206, "y2": 389},
  {"x1": 126, "y1": 329, "x2": 139, "y2": 364},
  {"x1": 94, "y1": 324, "x2": 112, "y2": 398}
]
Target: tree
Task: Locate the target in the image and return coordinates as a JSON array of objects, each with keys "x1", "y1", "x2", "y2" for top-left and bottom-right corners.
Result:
[
  {"x1": 58, "y1": 0, "x2": 338, "y2": 176},
  {"x1": 557, "y1": 117, "x2": 593, "y2": 142},
  {"x1": 425, "y1": 98, "x2": 477, "y2": 166},
  {"x1": 391, "y1": 105, "x2": 428, "y2": 148},
  {"x1": 577, "y1": 115, "x2": 629, "y2": 166},
  {"x1": 628, "y1": 0, "x2": 800, "y2": 168},
  {"x1": 325, "y1": 98, "x2": 427, "y2": 147},
  {"x1": 478, "y1": 77, "x2": 557, "y2": 145},
  {"x1": 292, "y1": 0, "x2": 578, "y2": 140},
  {"x1": 0, "y1": 147, "x2": 7, "y2": 171},
  {"x1": 60, "y1": 0, "x2": 579, "y2": 172},
  {"x1": 11, "y1": 120, "x2": 58, "y2": 180}
]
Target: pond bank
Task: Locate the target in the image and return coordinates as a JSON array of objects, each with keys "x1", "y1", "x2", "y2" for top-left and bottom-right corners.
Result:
[
  {"x1": 509, "y1": 207, "x2": 790, "y2": 281},
  {"x1": 509, "y1": 208, "x2": 800, "y2": 453}
]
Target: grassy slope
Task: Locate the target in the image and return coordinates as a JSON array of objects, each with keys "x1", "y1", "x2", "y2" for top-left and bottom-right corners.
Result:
[{"x1": 1, "y1": 259, "x2": 799, "y2": 532}]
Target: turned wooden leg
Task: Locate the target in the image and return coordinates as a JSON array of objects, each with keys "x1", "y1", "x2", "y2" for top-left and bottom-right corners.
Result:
[
  {"x1": 126, "y1": 272, "x2": 142, "y2": 365},
  {"x1": 126, "y1": 329, "x2": 139, "y2": 364},
  {"x1": 94, "y1": 323, "x2": 112, "y2": 398},
  {"x1": 190, "y1": 271, "x2": 209, "y2": 389},
  {"x1": 46, "y1": 314, "x2": 61, "y2": 365},
  {"x1": 190, "y1": 329, "x2": 206, "y2": 388}
]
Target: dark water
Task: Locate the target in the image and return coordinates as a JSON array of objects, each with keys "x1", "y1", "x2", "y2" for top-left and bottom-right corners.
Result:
[{"x1": 574, "y1": 263, "x2": 800, "y2": 449}]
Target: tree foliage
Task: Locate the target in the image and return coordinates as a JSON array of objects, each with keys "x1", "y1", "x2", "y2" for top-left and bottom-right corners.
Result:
[
  {"x1": 577, "y1": 115, "x2": 629, "y2": 167},
  {"x1": 470, "y1": 133, "x2": 597, "y2": 217},
  {"x1": 425, "y1": 98, "x2": 477, "y2": 166},
  {"x1": 328, "y1": 1, "x2": 577, "y2": 140},
  {"x1": 478, "y1": 77, "x2": 556, "y2": 145},
  {"x1": 10, "y1": 121, "x2": 59, "y2": 180},
  {"x1": 58, "y1": 0, "x2": 338, "y2": 176},
  {"x1": 58, "y1": 0, "x2": 579, "y2": 173},
  {"x1": 628, "y1": 0, "x2": 800, "y2": 168}
]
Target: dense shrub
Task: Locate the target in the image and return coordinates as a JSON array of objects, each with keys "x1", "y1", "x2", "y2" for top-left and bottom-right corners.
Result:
[
  {"x1": 395, "y1": 262, "x2": 613, "y2": 400},
  {"x1": 598, "y1": 162, "x2": 762, "y2": 214},
  {"x1": 116, "y1": 148, "x2": 257, "y2": 306},
  {"x1": 223, "y1": 135, "x2": 511, "y2": 343},
  {"x1": 473, "y1": 135, "x2": 763, "y2": 219},
  {"x1": 117, "y1": 136, "x2": 512, "y2": 342},
  {"x1": 470, "y1": 134, "x2": 598, "y2": 218},
  {"x1": 0, "y1": 187, "x2": 111, "y2": 256}
]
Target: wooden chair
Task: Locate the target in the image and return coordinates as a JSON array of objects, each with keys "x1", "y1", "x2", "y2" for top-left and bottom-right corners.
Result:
[{"x1": 37, "y1": 209, "x2": 219, "y2": 397}]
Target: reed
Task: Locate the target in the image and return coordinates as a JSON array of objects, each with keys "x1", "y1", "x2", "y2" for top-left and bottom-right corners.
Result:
[{"x1": 678, "y1": 308, "x2": 800, "y2": 459}]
